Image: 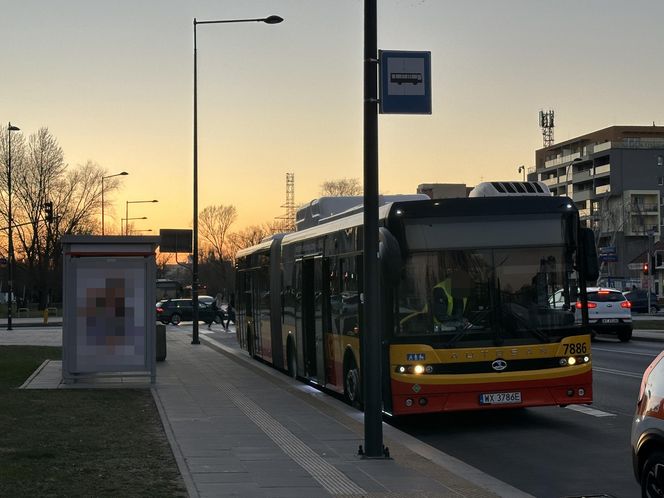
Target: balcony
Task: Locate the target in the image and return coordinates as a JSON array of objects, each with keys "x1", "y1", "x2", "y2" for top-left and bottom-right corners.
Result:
[
  {"x1": 594, "y1": 164, "x2": 611, "y2": 176},
  {"x1": 596, "y1": 184, "x2": 611, "y2": 195},
  {"x1": 544, "y1": 152, "x2": 582, "y2": 169},
  {"x1": 592, "y1": 142, "x2": 612, "y2": 153}
]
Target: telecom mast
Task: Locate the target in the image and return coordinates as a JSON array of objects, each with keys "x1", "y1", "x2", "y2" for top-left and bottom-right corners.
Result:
[
  {"x1": 277, "y1": 172, "x2": 295, "y2": 232},
  {"x1": 539, "y1": 109, "x2": 555, "y2": 147}
]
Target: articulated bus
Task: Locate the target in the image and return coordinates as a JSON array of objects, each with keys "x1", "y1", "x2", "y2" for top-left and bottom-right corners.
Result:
[{"x1": 235, "y1": 182, "x2": 599, "y2": 416}]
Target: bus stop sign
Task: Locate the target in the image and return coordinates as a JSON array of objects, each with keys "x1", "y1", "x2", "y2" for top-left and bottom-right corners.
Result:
[{"x1": 379, "y1": 50, "x2": 432, "y2": 114}]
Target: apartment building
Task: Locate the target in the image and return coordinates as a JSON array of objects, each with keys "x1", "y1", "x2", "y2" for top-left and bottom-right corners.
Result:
[{"x1": 532, "y1": 125, "x2": 664, "y2": 290}]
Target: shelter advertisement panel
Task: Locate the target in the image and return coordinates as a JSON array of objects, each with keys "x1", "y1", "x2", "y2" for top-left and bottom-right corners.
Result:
[{"x1": 62, "y1": 236, "x2": 159, "y2": 384}]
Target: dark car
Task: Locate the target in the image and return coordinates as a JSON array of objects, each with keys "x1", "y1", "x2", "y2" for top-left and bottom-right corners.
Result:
[
  {"x1": 156, "y1": 298, "x2": 225, "y2": 326},
  {"x1": 624, "y1": 290, "x2": 660, "y2": 314}
]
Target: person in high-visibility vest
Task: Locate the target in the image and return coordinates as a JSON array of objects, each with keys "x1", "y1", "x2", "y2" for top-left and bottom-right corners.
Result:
[
  {"x1": 432, "y1": 278, "x2": 467, "y2": 325},
  {"x1": 432, "y1": 269, "x2": 470, "y2": 326},
  {"x1": 399, "y1": 268, "x2": 472, "y2": 331}
]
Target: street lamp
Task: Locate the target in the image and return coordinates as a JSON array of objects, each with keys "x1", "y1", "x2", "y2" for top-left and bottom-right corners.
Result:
[
  {"x1": 192, "y1": 14, "x2": 283, "y2": 345},
  {"x1": 6, "y1": 123, "x2": 20, "y2": 330},
  {"x1": 101, "y1": 171, "x2": 128, "y2": 235},
  {"x1": 518, "y1": 165, "x2": 526, "y2": 182},
  {"x1": 125, "y1": 200, "x2": 158, "y2": 235},
  {"x1": 121, "y1": 216, "x2": 148, "y2": 235}
]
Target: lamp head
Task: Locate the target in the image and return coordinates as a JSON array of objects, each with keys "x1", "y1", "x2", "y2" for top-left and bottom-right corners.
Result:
[
  {"x1": 263, "y1": 15, "x2": 284, "y2": 24},
  {"x1": 8, "y1": 125, "x2": 20, "y2": 132}
]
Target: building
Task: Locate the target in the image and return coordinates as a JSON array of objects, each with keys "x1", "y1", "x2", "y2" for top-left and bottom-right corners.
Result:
[
  {"x1": 532, "y1": 125, "x2": 664, "y2": 292},
  {"x1": 416, "y1": 183, "x2": 471, "y2": 199}
]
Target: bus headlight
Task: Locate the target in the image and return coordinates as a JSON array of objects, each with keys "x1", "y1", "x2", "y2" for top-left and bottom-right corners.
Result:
[
  {"x1": 398, "y1": 366, "x2": 406, "y2": 373},
  {"x1": 568, "y1": 357, "x2": 577, "y2": 366},
  {"x1": 413, "y1": 364, "x2": 425, "y2": 375}
]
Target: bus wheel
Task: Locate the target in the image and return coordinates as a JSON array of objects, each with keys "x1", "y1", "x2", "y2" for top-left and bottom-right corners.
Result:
[
  {"x1": 344, "y1": 357, "x2": 362, "y2": 408},
  {"x1": 287, "y1": 340, "x2": 297, "y2": 378}
]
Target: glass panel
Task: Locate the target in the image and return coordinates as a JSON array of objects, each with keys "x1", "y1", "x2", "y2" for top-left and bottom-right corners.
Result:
[{"x1": 395, "y1": 247, "x2": 578, "y2": 346}]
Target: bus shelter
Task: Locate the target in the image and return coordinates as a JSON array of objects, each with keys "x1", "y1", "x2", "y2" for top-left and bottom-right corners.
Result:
[{"x1": 61, "y1": 236, "x2": 159, "y2": 384}]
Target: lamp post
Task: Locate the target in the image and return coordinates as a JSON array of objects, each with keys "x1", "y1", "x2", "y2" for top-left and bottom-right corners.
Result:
[
  {"x1": 121, "y1": 216, "x2": 148, "y2": 235},
  {"x1": 518, "y1": 165, "x2": 526, "y2": 182},
  {"x1": 125, "y1": 200, "x2": 158, "y2": 235},
  {"x1": 6, "y1": 123, "x2": 20, "y2": 330},
  {"x1": 192, "y1": 14, "x2": 283, "y2": 345},
  {"x1": 101, "y1": 171, "x2": 128, "y2": 235}
]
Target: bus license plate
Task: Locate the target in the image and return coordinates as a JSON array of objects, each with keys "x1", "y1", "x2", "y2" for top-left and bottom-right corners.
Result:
[{"x1": 479, "y1": 392, "x2": 522, "y2": 405}]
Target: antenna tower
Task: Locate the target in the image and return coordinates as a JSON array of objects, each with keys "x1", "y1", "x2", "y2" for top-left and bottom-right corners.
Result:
[
  {"x1": 539, "y1": 109, "x2": 555, "y2": 147},
  {"x1": 277, "y1": 172, "x2": 295, "y2": 231}
]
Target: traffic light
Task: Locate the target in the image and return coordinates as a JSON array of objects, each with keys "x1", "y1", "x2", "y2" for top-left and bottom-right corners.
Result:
[
  {"x1": 643, "y1": 261, "x2": 650, "y2": 275},
  {"x1": 44, "y1": 201, "x2": 53, "y2": 223}
]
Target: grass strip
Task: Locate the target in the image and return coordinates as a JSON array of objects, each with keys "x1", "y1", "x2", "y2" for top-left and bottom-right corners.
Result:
[{"x1": 0, "y1": 346, "x2": 186, "y2": 497}]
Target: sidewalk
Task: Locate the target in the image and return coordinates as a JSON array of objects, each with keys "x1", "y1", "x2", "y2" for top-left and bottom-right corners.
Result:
[{"x1": 1, "y1": 325, "x2": 530, "y2": 498}]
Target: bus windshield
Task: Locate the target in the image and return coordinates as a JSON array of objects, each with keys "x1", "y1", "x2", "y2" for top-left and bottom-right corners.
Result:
[{"x1": 395, "y1": 246, "x2": 580, "y2": 346}]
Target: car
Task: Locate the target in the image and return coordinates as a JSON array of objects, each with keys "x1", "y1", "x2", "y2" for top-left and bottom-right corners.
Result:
[
  {"x1": 631, "y1": 350, "x2": 664, "y2": 497},
  {"x1": 156, "y1": 298, "x2": 225, "y2": 326},
  {"x1": 624, "y1": 290, "x2": 660, "y2": 314},
  {"x1": 575, "y1": 287, "x2": 633, "y2": 342}
]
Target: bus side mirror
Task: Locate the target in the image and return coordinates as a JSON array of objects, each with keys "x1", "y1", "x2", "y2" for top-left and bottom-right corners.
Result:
[
  {"x1": 379, "y1": 227, "x2": 403, "y2": 286},
  {"x1": 581, "y1": 228, "x2": 599, "y2": 284}
]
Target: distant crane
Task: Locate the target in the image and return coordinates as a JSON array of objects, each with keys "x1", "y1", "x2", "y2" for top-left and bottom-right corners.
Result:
[{"x1": 276, "y1": 172, "x2": 296, "y2": 232}]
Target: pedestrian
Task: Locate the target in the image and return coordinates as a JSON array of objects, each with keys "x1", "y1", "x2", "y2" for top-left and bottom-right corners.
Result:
[
  {"x1": 224, "y1": 296, "x2": 235, "y2": 330},
  {"x1": 206, "y1": 294, "x2": 223, "y2": 330}
]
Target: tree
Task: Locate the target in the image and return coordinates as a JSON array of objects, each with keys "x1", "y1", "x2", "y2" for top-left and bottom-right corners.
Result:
[
  {"x1": 227, "y1": 223, "x2": 279, "y2": 259},
  {"x1": 199, "y1": 204, "x2": 237, "y2": 260},
  {"x1": 0, "y1": 126, "x2": 123, "y2": 306},
  {"x1": 319, "y1": 178, "x2": 362, "y2": 196}
]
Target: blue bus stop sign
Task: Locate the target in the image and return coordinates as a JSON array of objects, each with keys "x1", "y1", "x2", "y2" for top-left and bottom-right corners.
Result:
[{"x1": 379, "y1": 50, "x2": 432, "y2": 114}]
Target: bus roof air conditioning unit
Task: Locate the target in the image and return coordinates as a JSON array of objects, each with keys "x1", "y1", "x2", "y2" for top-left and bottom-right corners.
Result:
[{"x1": 469, "y1": 181, "x2": 552, "y2": 198}]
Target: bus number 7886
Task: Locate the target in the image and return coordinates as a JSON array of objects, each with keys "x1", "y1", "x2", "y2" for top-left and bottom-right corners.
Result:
[{"x1": 563, "y1": 342, "x2": 588, "y2": 355}]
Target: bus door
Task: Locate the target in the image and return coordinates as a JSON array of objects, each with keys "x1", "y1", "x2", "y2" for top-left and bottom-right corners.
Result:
[{"x1": 301, "y1": 256, "x2": 326, "y2": 383}]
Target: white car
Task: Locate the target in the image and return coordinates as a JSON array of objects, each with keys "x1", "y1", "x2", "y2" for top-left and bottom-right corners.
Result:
[
  {"x1": 575, "y1": 287, "x2": 633, "y2": 342},
  {"x1": 631, "y1": 350, "x2": 664, "y2": 496}
]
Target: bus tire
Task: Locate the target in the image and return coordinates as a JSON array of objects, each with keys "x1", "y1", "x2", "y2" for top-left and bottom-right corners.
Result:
[
  {"x1": 344, "y1": 354, "x2": 362, "y2": 409},
  {"x1": 287, "y1": 339, "x2": 297, "y2": 378}
]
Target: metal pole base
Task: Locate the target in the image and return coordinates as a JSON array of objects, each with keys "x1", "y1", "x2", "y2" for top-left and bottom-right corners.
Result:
[{"x1": 357, "y1": 445, "x2": 391, "y2": 459}]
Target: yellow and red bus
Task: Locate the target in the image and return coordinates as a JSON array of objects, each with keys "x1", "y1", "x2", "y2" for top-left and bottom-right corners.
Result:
[{"x1": 235, "y1": 183, "x2": 598, "y2": 416}]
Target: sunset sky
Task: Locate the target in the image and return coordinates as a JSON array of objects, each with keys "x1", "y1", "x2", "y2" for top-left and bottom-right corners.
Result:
[{"x1": 3, "y1": 0, "x2": 664, "y2": 234}]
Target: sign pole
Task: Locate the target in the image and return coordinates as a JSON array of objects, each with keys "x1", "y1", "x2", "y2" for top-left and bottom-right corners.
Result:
[{"x1": 362, "y1": 0, "x2": 384, "y2": 458}]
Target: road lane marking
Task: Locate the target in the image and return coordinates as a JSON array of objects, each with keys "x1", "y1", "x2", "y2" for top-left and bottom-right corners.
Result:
[
  {"x1": 592, "y1": 346, "x2": 659, "y2": 357},
  {"x1": 593, "y1": 366, "x2": 644, "y2": 379},
  {"x1": 565, "y1": 405, "x2": 616, "y2": 417}
]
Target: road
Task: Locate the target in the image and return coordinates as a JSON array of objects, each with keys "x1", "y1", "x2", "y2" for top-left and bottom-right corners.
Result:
[{"x1": 182, "y1": 322, "x2": 661, "y2": 497}]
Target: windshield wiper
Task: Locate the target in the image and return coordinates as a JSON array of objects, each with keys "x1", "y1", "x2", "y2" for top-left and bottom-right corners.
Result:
[{"x1": 445, "y1": 309, "x2": 490, "y2": 346}]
